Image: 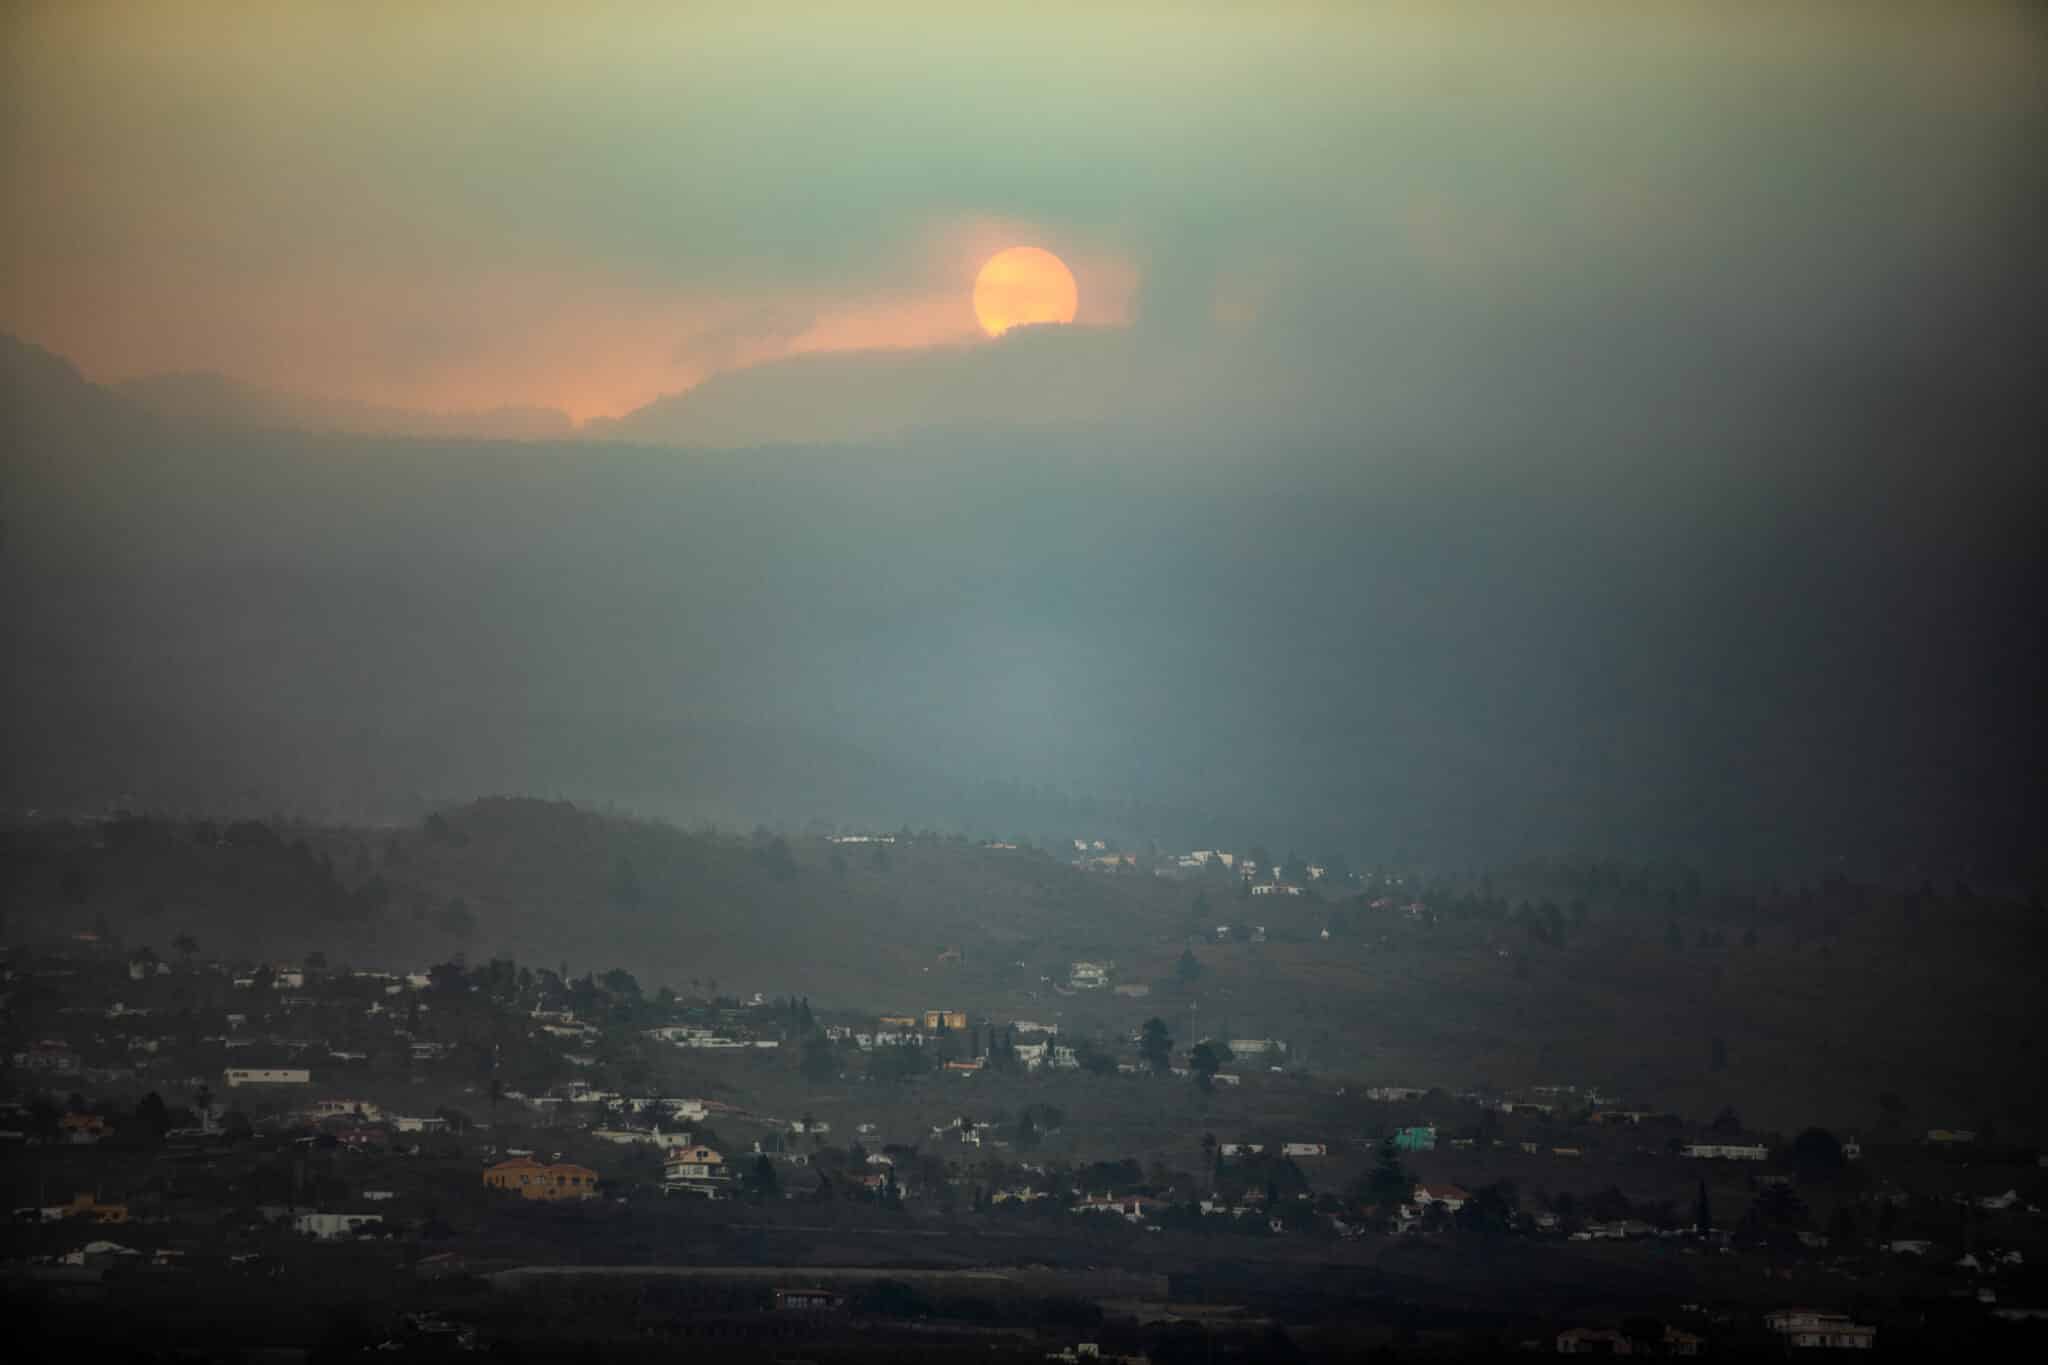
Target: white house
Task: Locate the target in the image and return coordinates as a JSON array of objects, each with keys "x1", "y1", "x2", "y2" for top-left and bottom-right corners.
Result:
[
  {"x1": 1068, "y1": 961, "x2": 1111, "y2": 990},
  {"x1": 393, "y1": 1115, "x2": 448, "y2": 1134},
  {"x1": 224, "y1": 1068, "x2": 311, "y2": 1088},
  {"x1": 1227, "y1": 1039, "x2": 1284, "y2": 1059},
  {"x1": 1412, "y1": 1183, "x2": 1470, "y2": 1212},
  {"x1": 1763, "y1": 1310, "x2": 1875, "y2": 1349},
  {"x1": 307, "y1": 1099, "x2": 382, "y2": 1121},
  {"x1": 1681, "y1": 1142, "x2": 1769, "y2": 1161},
  {"x1": 657, "y1": 1099, "x2": 709, "y2": 1123},
  {"x1": 294, "y1": 1211, "x2": 384, "y2": 1240},
  {"x1": 1281, "y1": 1142, "x2": 1327, "y2": 1157}
]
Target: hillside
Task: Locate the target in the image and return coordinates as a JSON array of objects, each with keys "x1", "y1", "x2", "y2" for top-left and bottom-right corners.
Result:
[
  {"x1": 5, "y1": 799, "x2": 2042, "y2": 1136},
  {"x1": 7, "y1": 333, "x2": 2044, "y2": 883}
]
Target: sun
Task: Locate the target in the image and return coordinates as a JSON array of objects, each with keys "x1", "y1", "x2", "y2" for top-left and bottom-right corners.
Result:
[{"x1": 973, "y1": 246, "x2": 1079, "y2": 337}]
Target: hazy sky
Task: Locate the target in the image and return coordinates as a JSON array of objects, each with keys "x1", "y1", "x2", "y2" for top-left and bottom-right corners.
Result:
[
  {"x1": 5, "y1": 2, "x2": 2041, "y2": 424},
  {"x1": 4, "y1": 4, "x2": 2044, "y2": 881}
]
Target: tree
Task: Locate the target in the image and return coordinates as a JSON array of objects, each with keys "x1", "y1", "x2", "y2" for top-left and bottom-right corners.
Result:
[
  {"x1": 194, "y1": 1084, "x2": 214, "y2": 1120},
  {"x1": 801, "y1": 1035, "x2": 837, "y2": 1084},
  {"x1": 599, "y1": 967, "x2": 642, "y2": 1000},
  {"x1": 744, "y1": 1154, "x2": 780, "y2": 1203},
  {"x1": 1827, "y1": 1204, "x2": 1861, "y2": 1247},
  {"x1": 1353, "y1": 1138, "x2": 1409, "y2": 1206},
  {"x1": 1751, "y1": 1182, "x2": 1807, "y2": 1229},
  {"x1": 1074, "y1": 1038, "x2": 1116, "y2": 1076},
  {"x1": 1790, "y1": 1127, "x2": 1847, "y2": 1182},
  {"x1": 1710, "y1": 1105, "x2": 1742, "y2": 1135},
  {"x1": 869, "y1": 1041, "x2": 928, "y2": 1084},
  {"x1": 1694, "y1": 1179, "x2": 1712, "y2": 1236},
  {"x1": 1189, "y1": 1042, "x2": 1222, "y2": 1092},
  {"x1": 1453, "y1": 1181, "x2": 1517, "y2": 1235},
  {"x1": 135, "y1": 1092, "x2": 170, "y2": 1139},
  {"x1": 755, "y1": 836, "x2": 797, "y2": 880},
  {"x1": 173, "y1": 933, "x2": 199, "y2": 964},
  {"x1": 1139, "y1": 1018, "x2": 1173, "y2": 1074},
  {"x1": 1176, "y1": 948, "x2": 1202, "y2": 984}
]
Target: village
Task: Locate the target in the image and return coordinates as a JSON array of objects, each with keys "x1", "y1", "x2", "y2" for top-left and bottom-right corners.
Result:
[{"x1": 5, "y1": 923, "x2": 2046, "y2": 1358}]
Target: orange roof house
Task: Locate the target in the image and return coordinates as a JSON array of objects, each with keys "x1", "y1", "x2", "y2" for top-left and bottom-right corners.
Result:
[{"x1": 483, "y1": 1157, "x2": 599, "y2": 1201}]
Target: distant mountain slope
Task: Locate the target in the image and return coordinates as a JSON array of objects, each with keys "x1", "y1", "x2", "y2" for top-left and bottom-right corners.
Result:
[
  {"x1": 586, "y1": 325, "x2": 1178, "y2": 448},
  {"x1": 114, "y1": 370, "x2": 574, "y2": 441}
]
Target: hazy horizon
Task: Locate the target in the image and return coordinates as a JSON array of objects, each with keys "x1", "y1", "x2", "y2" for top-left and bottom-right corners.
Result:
[{"x1": 5, "y1": 2, "x2": 2045, "y2": 886}]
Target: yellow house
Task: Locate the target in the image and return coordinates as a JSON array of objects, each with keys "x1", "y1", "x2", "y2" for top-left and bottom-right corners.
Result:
[
  {"x1": 923, "y1": 1009, "x2": 968, "y2": 1032},
  {"x1": 878, "y1": 1015, "x2": 917, "y2": 1029},
  {"x1": 664, "y1": 1145, "x2": 725, "y2": 1180},
  {"x1": 483, "y1": 1157, "x2": 599, "y2": 1200}
]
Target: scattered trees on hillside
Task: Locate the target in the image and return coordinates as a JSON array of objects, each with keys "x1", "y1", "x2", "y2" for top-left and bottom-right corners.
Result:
[{"x1": 868, "y1": 1041, "x2": 928, "y2": 1084}]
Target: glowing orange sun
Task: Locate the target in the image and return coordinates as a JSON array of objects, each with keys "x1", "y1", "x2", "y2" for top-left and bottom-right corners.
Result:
[{"x1": 972, "y1": 246, "x2": 1079, "y2": 337}]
